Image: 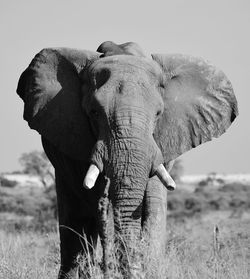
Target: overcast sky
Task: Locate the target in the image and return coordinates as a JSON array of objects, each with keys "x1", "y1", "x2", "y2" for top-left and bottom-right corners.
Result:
[{"x1": 0, "y1": 0, "x2": 249, "y2": 174}]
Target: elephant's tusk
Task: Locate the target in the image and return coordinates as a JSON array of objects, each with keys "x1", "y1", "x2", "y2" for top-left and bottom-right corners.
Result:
[
  {"x1": 155, "y1": 164, "x2": 176, "y2": 191},
  {"x1": 83, "y1": 164, "x2": 100, "y2": 189}
]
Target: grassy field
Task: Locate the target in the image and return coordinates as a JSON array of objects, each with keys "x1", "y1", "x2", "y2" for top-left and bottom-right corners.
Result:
[{"x1": 0, "y1": 175, "x2": 250, "y2": 278}]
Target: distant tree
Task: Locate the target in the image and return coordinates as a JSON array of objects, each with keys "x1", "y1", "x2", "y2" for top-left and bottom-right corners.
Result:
[
  {"x1": 18, "y1": 151, "x2": 58, "y2": 223},
  {"x1": 19, "y1": 151, "x2": 54, "y2": 188},
  {"x1": 169, "y1": 159, "x2": 184, "y2": 182}
]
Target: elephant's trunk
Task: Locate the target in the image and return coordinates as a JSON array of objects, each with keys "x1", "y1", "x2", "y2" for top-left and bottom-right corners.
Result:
[
  {"x1": 108, "y1": 138, "x2": 150, "y2": 235},
  {"x1": 102, "y1": 137, "x2": 151, "y2": 276}
]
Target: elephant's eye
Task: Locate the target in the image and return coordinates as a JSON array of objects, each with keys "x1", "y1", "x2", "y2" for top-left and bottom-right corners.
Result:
[
  {"x1": 153, "y1": 109, "x2": 162, "y2": 129},
  {"x1": 159, "y1": 83, "x2": 165, "y2": 89},
  {"x1": 158, "y1": 75, "x2": 166, "y2": 89},
  {"x1": 156, "y1": 110, "x2": 162, "y2": 118}
]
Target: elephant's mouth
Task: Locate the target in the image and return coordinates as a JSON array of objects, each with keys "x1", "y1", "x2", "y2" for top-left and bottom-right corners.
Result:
[{"x1": 83, "y1": 162, "x2": 176, "y2": 191}]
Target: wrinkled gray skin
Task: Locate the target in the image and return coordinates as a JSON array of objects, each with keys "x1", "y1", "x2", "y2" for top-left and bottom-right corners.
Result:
[{"x1": 17, "y1": 41, "x2": 238, "y2": 278}]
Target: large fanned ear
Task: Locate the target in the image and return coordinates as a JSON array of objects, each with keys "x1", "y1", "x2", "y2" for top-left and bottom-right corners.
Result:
[
  {"x1": 17, "y1": 48, "x2": 100, "y2": 160},
  {"x1": 152, "y1": 54, "x2": 238, "y2": 165}
]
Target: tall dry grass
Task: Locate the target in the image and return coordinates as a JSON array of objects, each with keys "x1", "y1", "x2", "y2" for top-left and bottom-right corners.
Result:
[
  {"x1": 0, "y1": 215, "x2": 249, "y2": 279},
  {"x1": 0, "y1": 231, "x2": 59, "y2": 279},
  {"x1": 76, "y1": 221, "x2": 249, "y2": 279}
]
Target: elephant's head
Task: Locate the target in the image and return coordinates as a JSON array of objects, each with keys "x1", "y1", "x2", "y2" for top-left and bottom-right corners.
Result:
[{"x1": 17, "y1": 41, "x2": 238, "y2": 239}]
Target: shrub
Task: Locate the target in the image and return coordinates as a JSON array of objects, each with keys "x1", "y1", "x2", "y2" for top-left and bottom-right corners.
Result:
[
  {"x1": 0, "y1": 176, "x2": 18, "y2": 188},
  {"x1": 0, "y1": 185, "x2": 58, "y2": 233}
]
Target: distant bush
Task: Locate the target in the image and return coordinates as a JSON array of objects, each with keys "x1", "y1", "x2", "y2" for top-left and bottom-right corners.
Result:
[
  {"x1": 0, "y1": 184, "x2": 57, "y2": 233},
  {"x1": 219, "y1": 182, "x2": 250, "y2": 192},
  {"x1": 168, "y1": 180, "x2": 250, "y2": 220},
  {"x1": 0, "y1": 176, "x2": 18, "y2": 188},
  {"x1": 198, "y1": 172, "x2": 225, "y2": 188},
  {"x1": 184, "y1": 197, "x2": 202, "y2": 212}
]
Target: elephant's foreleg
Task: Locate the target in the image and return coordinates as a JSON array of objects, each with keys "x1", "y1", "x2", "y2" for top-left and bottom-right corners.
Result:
[
  {"x1": 42, "y1": 138, "x2": 99, "y2": 278},
  {"x1": 56, "y1": 173, "x2": 99, "y2": 279}
]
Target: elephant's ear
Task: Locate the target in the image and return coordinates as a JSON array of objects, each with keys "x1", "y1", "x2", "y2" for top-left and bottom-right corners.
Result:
[
  {"x1": 17, "y1": 48, "x2": 99, "y2": 160},
  {"x1": 152, "y1": 54, "x2": 238, "y2": 164}
]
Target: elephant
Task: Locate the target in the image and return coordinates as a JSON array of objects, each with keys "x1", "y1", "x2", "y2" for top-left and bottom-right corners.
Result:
[{"x1": 17, "y1": 41, "x2": 238, "y2": 278}]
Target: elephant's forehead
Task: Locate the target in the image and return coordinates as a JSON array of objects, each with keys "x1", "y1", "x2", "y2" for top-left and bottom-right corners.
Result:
[{"x1": 90, "y1": 55, "x2": 161, "y2": 78}]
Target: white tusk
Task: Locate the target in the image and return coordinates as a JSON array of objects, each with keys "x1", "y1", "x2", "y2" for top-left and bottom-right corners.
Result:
[
  {"x1": 155, "y1": 164, "x2": 176, "y2": 191},
  {"x1": 83, "y1": 164, "x2": 100, "y2": 189}
]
